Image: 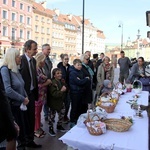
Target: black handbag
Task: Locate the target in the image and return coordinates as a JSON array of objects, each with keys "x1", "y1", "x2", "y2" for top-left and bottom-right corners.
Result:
[{"x1": 139, "y1": 77, "x2": 150, "y2": 86}]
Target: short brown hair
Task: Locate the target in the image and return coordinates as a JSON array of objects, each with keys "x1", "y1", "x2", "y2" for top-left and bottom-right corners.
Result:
[
  {"x1": 73, "y1": 59, "x2": 82, "y2": 65},
  {"x1": 52, "y1": 68, "x2": 61, "y2": 79}
]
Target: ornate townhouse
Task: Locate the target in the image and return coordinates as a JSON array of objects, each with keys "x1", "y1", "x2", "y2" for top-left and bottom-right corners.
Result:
[{"x1": 0, "y1": 0, "x2": 33, "y2": 55}]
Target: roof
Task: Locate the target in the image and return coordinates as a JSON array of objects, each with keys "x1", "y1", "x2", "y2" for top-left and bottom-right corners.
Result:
[{"x1": 97, "y1": 30, "x2": 106, "y2": 39}]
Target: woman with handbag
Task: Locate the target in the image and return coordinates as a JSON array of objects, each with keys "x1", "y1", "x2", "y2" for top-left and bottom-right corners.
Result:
[{"x1": 1, "y1": 48, "x2": 29, "y2": 150}]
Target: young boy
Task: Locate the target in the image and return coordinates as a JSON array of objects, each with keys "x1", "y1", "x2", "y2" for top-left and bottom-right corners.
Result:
[
  {"x1": 69, "y1": 59, "x2": 90, "y2": 128},
  {"x1": 48, "y1": 68, "x2": 67, "y2": 136}
]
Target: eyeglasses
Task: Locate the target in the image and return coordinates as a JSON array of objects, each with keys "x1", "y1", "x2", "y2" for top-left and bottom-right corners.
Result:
[
  {"x1": 85, "y1": 58, "x2": 89, "y2": 61},
  {"x1": 64, "y1": 58, "x2": 69, "y2": 60}
]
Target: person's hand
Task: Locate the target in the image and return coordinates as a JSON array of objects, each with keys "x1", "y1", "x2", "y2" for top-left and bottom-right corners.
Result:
[
  {"x1": 14, "y1": 121, "x2": 20, "y2": 136},
  {"x1": 47, "y1": 79, "x2": 52, "y2": 85},
  {"x1": 86, "y1": 77, "x2": 90, "y2": 79},
  {"x1": 61, "y1": 86, "x2": 66, "y2": 92},
  {"x1": 42, "y1": 75, "x2": 47, "y2": 80},
  {"x1": 77, "y1": 77, "x2": 80, "y2": 80},
  {"x1": 23, "y1": 97, "x2": 29, "y2": 105},
  {"x1": 140, "y1": 74, "x2": 145, "y2": 77}
]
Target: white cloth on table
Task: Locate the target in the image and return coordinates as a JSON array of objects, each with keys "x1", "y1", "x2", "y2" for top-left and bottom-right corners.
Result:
[{"x1": 60, "y1": 91, "x2": 149, "y2": 150}]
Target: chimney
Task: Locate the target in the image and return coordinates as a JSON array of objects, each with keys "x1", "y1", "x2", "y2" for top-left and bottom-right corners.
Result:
[
  {"x1": 40, "y1": 1, "x2": 47, "y2": 9},
  {"x1": 54, "y1": 9, "x2": 60, "y2": 16},
  {"x1": 67, "y1": 14, "x2": 72, "y2": 21}
]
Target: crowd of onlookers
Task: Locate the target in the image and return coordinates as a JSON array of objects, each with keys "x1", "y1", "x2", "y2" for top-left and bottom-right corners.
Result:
[{"x1": 0, "y1": 39, "x2": 147, "y2": 150}]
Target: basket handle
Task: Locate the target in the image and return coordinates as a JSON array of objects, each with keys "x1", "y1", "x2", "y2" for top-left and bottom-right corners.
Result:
[
  {"x1": 100, "y1": 92, "x2": 111, "y2": 98},
  {"x1": 90, "y1": 114, "x2": 101, "y2": 122}
]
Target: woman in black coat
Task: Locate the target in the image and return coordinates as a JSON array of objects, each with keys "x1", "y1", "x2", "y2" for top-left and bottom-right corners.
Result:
[
  {"x1": 57, "y1": 54, "x2": 70, "y2": 122},
  {"x1": 0, "y1": 85, "x2": 19, "y2": 150},
  {"x1": 80, "y1": 54, "x2": 94, "y2": 113}
]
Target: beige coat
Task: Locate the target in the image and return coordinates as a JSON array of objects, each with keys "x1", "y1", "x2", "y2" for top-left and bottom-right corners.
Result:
[{"x1": 96, "y1": 63, "x2": 114, "y2": 95}]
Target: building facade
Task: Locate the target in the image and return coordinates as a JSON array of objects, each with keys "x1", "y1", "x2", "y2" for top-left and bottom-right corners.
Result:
[
  {"x1": 32, "y1": 1, "x2": 52, "y2": 50},
  {"x1": 0, "y1": 0, "x2": 33, "y2": 55}
]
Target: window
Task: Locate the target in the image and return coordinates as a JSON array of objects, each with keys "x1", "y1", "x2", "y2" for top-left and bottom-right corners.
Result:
[
  {"x1": 12, "y1": 13, "x2": 15, "y2": 21},
  {"x1": 47, "y1": 28, "x2": 50, "y2": 34},
  {"x1": 3, "y1": 26, "x2": 7, "y2": 36},
  {"x1": 20, "y1": 29, "x2": 23, "y2": 38},
  {"x1": 41, "y1": 38, "x2": 44, "y2": 45},
  {"x1": 20, "y1": 15, "x2": 23, "y2": 23},
  {"x1": 35, "y1": 25, "x2": 38, "y2": 32},
  {"x1": 41, "y1": 27, "x2": 44, "y2": 33},
  {"x1": 27, "y1": 6, "x2": 30, "y2": 12},
  {"x1": 12, "y1": 0, "x2": 15, "y2": 7},
  {"x1": 27, "y1": 17, "x2": 30, "y2": 25},
  {"x1": 41, "y1": 17, "x2": 44, "y2": 22},
  {"x1": 35, "y1": 15, "x2": 38, "y2": 21},
  {"x1": 3, "y1": 0, "x2": 7, "y2": 4},
  {"x1": 27, "y1": 31, "x2": 30, "y2": 39},
  {"x1": 47, "y1": 39, "x2": 49, "y2": 44},
  {"x1": 3, "y1": 10, "x2": 7, "y2": 19},
  {"x1": 12, "y1": 28, "x2": 16, "y2": 40},
  {"x1": 20, "y1": 3, "x2": 23, "y2": 9},
  {"x1": 47, "y1": 19, "x2": 50, "y2": 24}
]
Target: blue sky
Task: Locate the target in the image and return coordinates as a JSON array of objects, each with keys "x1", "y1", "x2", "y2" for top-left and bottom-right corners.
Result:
[{"x1": 36, "y1": 0, "x2": 150, "y2": 44}]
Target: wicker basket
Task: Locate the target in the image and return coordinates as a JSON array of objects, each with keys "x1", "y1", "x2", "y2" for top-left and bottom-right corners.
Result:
[
  {"x1": 103, "y1": 118, "x2": 132, "y2": 132},
  {"x1": 98, "y1": 92, "x2": 116, "y2": 113},
  {"x1": 85, "y1": 112, "x2": 105, "y2": 136}
]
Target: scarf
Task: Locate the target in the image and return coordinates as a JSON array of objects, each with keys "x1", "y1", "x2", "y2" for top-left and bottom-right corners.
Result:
[{"x1": 82, "y1": 63, "x2": 94, "y2": 77}]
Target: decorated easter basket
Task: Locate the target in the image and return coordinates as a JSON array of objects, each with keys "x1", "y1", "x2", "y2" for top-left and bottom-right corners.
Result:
[
  {"x1": 84, "y1": 112, "x2": 106, "y2": 136},
  {"x1": 97, "y1": 92, "x2": 116, "y2": 113},
  {"x1": 103, "y1": 118, "x2": 132, "y2": 132}
]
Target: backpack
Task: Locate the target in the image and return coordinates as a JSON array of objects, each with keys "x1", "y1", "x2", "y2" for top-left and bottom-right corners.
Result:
[{"x1": 0, "y1": 66, "x2": 12, "y2": 91}]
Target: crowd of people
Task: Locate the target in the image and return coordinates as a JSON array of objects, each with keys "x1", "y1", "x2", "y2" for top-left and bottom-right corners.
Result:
[{"x1": 0, "y1": 39, "x2": 146, "y2": 150}]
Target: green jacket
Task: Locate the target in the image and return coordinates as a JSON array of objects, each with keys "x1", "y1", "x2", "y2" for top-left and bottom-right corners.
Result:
[{"x1": 47, "y1": 79, "x2": 66, "y2": 112}]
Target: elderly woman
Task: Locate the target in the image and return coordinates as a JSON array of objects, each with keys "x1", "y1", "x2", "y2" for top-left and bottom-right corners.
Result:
[
  {"x1": 96, "y1": 56, "x2": 114, "y2": 95},
  {"x1": 1, "y1": 48, "x2": 29, "y2": 150},
  {"x1": 127, "y1": 57, "x2": 145, "y2": 83},
  {"x1": 80, "y1": 54, "x2": 94, "y2": 112}
]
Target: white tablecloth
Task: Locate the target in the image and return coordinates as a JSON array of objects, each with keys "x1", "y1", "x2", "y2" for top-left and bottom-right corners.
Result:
[{"x1": 60, "y1": 91, "x2": 149, "y2": 150}]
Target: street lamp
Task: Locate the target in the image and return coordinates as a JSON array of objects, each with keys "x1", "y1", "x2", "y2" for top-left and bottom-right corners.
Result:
[
  {"x1": 82, "y1": 0, "x2": 85, "y2": 54},
  {"x1": 118, "y1": 23, "x2": 123, "y2": 51}
]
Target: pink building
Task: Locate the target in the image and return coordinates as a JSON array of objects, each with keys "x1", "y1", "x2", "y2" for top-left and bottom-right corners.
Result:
[{"x1": 0, "y1": 0, "x2": 34, "y2": 54}]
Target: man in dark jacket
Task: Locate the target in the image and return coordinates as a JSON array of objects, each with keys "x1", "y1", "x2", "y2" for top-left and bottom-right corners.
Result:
[
  {"x1": 85, "y1": 51, "x2": 94, "y2": 71},
  {"x1": 96, "y1": 52, "x2": 105, "y2": 68},
  {"x1": 42, "y1": 44, "x2": 53, "y2": 121},
  {"x1": 20, "y1": 40, "x2": 41, "y2": 148}
]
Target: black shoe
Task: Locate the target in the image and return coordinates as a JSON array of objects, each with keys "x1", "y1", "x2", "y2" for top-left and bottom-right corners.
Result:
[
  {"x1": 57, "y1": 125, "x2": 67, "y2": 132},
  {"x1": 49, "y1": 126, "x2": 56, "y2": 136},
  {"x1": 26, "y1": 141, "x2": 42, "y2": 148}
]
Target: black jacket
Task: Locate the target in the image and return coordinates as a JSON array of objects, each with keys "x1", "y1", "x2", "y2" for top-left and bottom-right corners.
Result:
[
  {"x1": 81, "y1": 65, "x2": 93, "y2": 103},
  {"x1": 57, "y1": 62, "x2": 70, "y2": 86},
  {"x1": 20, "y1": 54, "x2": 38, "y2": 100},
  {"x1": 0, "y1": 86, "x2": 17, "y2": 142}
]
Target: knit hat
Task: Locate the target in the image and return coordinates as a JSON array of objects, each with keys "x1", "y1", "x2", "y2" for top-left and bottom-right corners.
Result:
[{"x1": 103, "y1": 80, "x2": 111, "y2": 88}]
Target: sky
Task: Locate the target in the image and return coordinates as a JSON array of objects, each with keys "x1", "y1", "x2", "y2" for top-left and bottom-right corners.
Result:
[{"x1": 36, "y1": 0, "x2": 150, "y2": 44}]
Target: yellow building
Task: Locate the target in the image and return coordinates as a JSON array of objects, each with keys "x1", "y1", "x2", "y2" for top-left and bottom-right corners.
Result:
[{"x1": 32, "y1": 1, "x2": 52, "y2": 50}]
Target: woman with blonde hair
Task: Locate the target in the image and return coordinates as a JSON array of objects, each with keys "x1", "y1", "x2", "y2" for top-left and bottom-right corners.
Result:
[
  {"x1": 34, "y1": 52, "x2": 51, "y2": 138},
  {"x1": 1, "y1": 47, "x2": 29, "y2": 150},
  {"x1": 96, "y1": 56, "x2": 114, "y2": 95}
]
